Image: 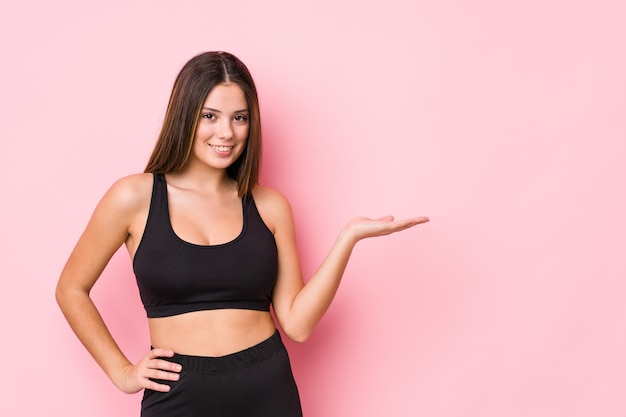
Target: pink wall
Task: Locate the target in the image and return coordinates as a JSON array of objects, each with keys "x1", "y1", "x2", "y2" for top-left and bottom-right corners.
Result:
[{"x1": 2, "y1": 1, "x2": 625, "y2": 416}]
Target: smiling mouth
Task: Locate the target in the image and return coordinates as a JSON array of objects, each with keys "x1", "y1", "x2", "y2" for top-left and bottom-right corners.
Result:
[{"x1": 210, "y1": 145, "x2": 234, "y2": 152}]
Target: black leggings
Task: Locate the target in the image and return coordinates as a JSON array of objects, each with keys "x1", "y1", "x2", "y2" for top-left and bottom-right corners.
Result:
[{"x1": 141, "y1": 331, "x2": 302, "y2": 417}]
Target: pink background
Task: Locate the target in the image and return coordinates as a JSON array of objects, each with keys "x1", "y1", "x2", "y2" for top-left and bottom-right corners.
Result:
[{"x1": 2, "y1": 1, "x2": 625, "y2": 416}]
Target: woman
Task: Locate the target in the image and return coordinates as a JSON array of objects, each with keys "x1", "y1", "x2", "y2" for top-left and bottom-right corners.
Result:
[{"x1": 56, "y1": 51, "x2": 429, "y2": 417}]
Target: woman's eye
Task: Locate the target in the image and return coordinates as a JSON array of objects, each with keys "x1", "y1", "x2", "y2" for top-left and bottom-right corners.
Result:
[
  {"x1": 202, "y1": 113, "x2": 216, "y2": 120},
  {"x1": 233, "y1": 114, "x2": 248, "y2": 122}
]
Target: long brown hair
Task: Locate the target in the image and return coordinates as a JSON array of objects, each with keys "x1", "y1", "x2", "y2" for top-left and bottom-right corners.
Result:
[{"x1": 145, "y1": 51, "x2": 262, "y2": 196}]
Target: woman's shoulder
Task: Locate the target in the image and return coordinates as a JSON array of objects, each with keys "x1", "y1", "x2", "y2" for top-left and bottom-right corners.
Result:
[
  {"x1": 100, "y1": 173, "x2": 154, "y2": 214},
  {"x1": 252, "y1": 185, "x2": 291, "y2": 210},
  {"x1": 251, "y1": 185, "x2": 294, "y2": 232}
]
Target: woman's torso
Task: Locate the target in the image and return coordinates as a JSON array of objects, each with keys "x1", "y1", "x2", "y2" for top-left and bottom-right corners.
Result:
[{"x1": 125, "y1": 173, "x2": 277, "y2": 356}]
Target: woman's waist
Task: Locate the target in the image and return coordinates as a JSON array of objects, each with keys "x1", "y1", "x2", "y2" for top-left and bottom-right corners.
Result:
[
  {"x1": 148, "y1": 309, "x2": 276, "y2": 357},
  {"x1": 161, "y1": 330, "x2": 285, "y2": 373}
]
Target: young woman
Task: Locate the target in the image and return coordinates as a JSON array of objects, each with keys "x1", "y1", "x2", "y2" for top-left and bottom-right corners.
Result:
[{"x1": 56, "y1": 51, "x2": 429, "y2": 417}]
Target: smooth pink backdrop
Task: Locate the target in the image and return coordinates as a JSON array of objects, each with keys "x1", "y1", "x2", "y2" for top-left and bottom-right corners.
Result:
[{"x1": 2, "y1": 1, "x2": 625, "y2": 416}]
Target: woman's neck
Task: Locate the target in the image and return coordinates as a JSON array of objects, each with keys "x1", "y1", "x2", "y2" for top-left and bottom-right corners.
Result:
[{"x1": 167, "y1": 164, "x2": 236, "y2": 195}]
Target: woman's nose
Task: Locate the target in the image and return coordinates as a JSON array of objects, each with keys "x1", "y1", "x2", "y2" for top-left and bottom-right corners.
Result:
[{"x1": 217, "y1": 120, "x2": 233, "y2": 139}]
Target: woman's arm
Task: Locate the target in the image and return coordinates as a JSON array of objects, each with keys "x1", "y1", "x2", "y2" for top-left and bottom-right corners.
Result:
[
  {"x1": 255, "y1": 187, "x2": 429, "y2": 342},
  {"x1": 55, "y1": 174, "x2": 181, "y2": 393}
]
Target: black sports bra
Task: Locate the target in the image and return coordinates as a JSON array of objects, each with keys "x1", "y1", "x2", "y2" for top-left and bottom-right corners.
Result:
[{"x1": 132, "y1": 174, "x2": 278, "y2": 318}]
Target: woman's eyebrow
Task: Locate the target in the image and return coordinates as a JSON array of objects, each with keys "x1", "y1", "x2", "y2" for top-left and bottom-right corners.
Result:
[{"x1": 202, "y1": 107, "x2": 249, "y2": 113}]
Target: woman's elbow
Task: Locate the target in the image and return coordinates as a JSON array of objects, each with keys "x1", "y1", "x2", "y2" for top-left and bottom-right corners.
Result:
[
  {"x1": 281, "y1": 322, "x2": 313, "y2": 343},
  {"x1": 55, "y1": 281, "x2": 72, "y2": 312},
  {"x1": 55, "y1": 279, "x2": 86, "y2": 312}
]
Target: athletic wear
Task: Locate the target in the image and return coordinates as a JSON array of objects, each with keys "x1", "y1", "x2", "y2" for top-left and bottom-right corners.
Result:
[
  {"x1": 133, "y1": 174, "x2": 278, "y2": 318},
  {"x1": 133, "y1": 175, "x2": 301, "y2": 417},
  {"x1": 141, "y1": 331, "x2": 302, "y2": 417}
]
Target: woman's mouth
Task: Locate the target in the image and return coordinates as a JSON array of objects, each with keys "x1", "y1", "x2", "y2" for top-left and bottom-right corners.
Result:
[{"x1": 209, "y1": 144, "x2": 234, "y2": 153}]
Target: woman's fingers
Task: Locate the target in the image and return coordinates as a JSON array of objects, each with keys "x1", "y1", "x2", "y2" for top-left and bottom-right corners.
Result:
[
  {"x1": 117, "y1": 348, "x2": 181, "y2": 394},
  {"x1": 125, "y1": 348, "x2": 182, "y2": 393},
  {"x1": 348, "y1": 215, "x2": 430, "y2": 240},
  {"x1": 142, "y1": 350, "x2": 182, "y2": 381},
  {"x1": 148, "y1": 347, "x2": 175, "y2": 358},
  {"x1": 391, "y1": 216, "x2": 430, "y2": 231},
  {"x1": 145, "y1": 378, "x2": 174, "y2": 392},
  {"x1": 143, "y1": 360, "x2": 182, "y2": 384},
  {"x1": 152, "y1": 358, "x2": 183, "y2": 373}
]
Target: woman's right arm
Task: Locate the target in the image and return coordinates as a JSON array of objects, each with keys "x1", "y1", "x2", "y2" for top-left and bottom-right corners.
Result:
[{"x1": 55, "y1": 174, "x2": 181, "y2": 394}]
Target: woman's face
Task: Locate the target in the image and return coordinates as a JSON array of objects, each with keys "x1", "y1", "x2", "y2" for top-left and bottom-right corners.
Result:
[{"x1": 188, "y1": 83, "x2": 250, "y2": 172}]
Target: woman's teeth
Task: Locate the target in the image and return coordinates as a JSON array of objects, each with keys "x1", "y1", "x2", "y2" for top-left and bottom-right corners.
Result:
[{"x1": 210, "y1": 145, "x2": 233, "y2": 152}]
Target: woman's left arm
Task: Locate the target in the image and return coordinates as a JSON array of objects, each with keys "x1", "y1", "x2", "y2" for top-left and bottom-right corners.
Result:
[{"x1": 256, "y1": 187, "x2": 429, "y2": 342}]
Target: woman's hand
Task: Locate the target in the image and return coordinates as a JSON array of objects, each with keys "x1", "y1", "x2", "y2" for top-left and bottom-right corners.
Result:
[
  {"x1": 344, "y1": 215, "x2": 430, "y2": 243},
  {"x1": 116, "y1": 348, "x2": 182, "y2": 394}
]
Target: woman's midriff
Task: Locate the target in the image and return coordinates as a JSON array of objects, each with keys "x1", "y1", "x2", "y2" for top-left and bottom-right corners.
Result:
[{"x1": 148, "y1": 309, "x2": 277, "y2": 356}]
